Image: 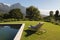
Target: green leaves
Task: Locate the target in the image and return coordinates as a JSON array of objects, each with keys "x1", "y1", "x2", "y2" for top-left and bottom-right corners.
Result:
[
  {"x1": 9, "y1": 8, "x2": 23, "y2": 19},
  {"x1": 26, "y1": 6, "x2": 41, "y2": 21}
]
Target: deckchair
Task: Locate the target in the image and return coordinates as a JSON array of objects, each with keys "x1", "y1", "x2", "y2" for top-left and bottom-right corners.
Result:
[{"x1": 28, "y1": 22, "x2": 44, "y2": 32}]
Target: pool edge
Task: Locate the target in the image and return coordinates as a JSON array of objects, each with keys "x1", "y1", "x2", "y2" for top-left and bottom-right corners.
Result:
[{"x1": 14, "y1": 23, "x2": 25, "y2": 40}]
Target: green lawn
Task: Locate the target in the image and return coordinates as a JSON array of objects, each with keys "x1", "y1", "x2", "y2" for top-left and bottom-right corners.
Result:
[{"x1": 0, "y1": 21, "x2": 60, "y2": 40}]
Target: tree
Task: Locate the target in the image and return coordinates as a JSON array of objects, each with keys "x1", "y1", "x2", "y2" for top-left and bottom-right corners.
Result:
[
  {"x1": 26, "y1": 6, "x2": 41, "y2": 21},
  {"x1": 54, "y1": 10, "x2": 59, "y2": 21},
  {"x1": 0, "y1": 12, "x2": 4, "y2": 21},
  {"x1": 50, "y1": 11, "x2": 53, "y2": 17},
  {"x1": 9, "y1": 8, "x2": 23, "y2": 20},
  {"x1": 49, "y1": 11, "x2": 54, "y2": 22},
  {"x1": 3, "y1": 13, "x2": 9, "y2": 19}
]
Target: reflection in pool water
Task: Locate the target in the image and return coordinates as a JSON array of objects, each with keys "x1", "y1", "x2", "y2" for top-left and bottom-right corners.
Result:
[{"x1": 0, "y1": 26, "x2": 19, "y2": 40}]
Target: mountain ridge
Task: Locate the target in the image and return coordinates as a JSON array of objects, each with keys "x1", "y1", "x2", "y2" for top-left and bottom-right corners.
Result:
[
  {"x1": 0, "y1": 3, "x2": 26, "y2": 15},
  {"x1": 0, "y1": 3, "x2": 49, "y2": 17}
]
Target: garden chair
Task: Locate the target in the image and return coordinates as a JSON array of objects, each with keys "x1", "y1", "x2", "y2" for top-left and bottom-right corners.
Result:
[{"x1": 28, "y1": 22, "x2": 45, "y2": 32}]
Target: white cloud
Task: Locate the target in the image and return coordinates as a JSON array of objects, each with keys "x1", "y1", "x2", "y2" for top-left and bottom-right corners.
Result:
[
  {"x1": 39, "y1": 9, "x2": 58, "y2": 16},
  {"x1": 4, "y1": 3, "x2": 11, "y2": 6},
  {"x1": 39, "y1": 9, "x2": 50, "y2": 16}
]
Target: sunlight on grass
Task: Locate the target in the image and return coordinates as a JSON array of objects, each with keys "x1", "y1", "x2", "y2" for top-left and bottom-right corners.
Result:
[{"x1": 0, "y1": 21, "x2": 60, "y2": 40}]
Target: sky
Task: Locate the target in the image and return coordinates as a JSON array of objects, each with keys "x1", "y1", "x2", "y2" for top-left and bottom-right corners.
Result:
[
  {"x1": 0, "y1": 0, "x2": 60, "y2": 15},
  {"x1": 0, "y1": 0, "x2": 60, "y2": 10}
]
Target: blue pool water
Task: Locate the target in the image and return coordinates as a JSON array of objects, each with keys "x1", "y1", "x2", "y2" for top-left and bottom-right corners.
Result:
[{"x1": 0, "y1": 24, "x2": 21, "y2": 40}]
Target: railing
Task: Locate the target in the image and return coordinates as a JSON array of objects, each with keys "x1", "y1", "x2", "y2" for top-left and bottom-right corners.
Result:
[{"x1": 14, "y1": 23, "x2": 25, "y2": 40}]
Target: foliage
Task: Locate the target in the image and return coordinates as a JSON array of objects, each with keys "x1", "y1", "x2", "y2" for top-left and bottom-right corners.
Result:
[
  {"x1": 3, "y1": 13, "x2": 10, "y2": 19},
  {"x1": 43, "y1": 16, "x2": 50, "y2": 22},
  {"x1": 49, "y1": 11, "x2": 54, "y2": 22},
  {"x1": 0, "y1": 12, "x2": 4, "y2": 21},
  {"x1": 54, "y1": 10, "x2": 59, "y2": 21},
  {"x1": 43, "y1": 10, "x2": 60, "y2": 25},
  {"x1": 26, "y1": 6, "x2": 41, "y2": 21},
  {"x1": 50, "y1": 11, "x2": 53, "y2": 17},
  {"x1": 9, "y1": 8, "x2": 23, "y2": 20}
]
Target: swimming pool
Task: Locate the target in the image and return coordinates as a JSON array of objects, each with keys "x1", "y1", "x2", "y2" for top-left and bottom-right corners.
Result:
[{"x1": 0, "y1": 24, "x2": 24, "y2": 40}]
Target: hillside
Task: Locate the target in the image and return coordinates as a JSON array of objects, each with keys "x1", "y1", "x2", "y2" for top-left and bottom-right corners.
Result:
[{"x1": 0, "y1": 3, "x2": 26, "y2": 15}]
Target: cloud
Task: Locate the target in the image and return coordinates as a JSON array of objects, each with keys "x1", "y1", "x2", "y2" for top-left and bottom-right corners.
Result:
[
  {"x1": 4, "y1": 3, "x2": 10, "y2": 6},
  {"x1": 39, "y1": 9, "x2": 57, "y2": 16},
  {"x1": 39, "y1": 9, "x2": 50, "y2": 15}
]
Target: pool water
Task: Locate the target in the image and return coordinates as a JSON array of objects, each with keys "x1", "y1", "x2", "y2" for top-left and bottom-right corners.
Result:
[{"x1": 0, "y1": 24, "x2": 21, "y2": 40}]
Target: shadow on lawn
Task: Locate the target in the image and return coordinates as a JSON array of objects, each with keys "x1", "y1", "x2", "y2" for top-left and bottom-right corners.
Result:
[
  {"x1": 24, "y1": 30, "x2": 36, "y2": 37},
  {"x1": 24, "y1": 30, "x2": 45, "y2": 37}
]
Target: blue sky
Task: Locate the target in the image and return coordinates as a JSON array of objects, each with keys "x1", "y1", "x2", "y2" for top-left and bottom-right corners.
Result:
[{"x1": 0, "y1": 0, "x2": 60, "y2": 10}]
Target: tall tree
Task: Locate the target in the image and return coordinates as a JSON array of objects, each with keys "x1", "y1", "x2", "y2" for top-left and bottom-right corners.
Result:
[
  {"x1": 54, "y1": 10, "x2": 59, "y2": 21},
  {"x1": 26, "y1": 6, "x2": 41, "y2": 20},
  {"x1": 9, "y1": 8, "x2": 23, "y2": 20},
  {"x1": 50, "y1": 11, "x2": 53, "y2": 17},
  {"x1": 49, "y1": 11, "x2": 54, "y2": 22}
]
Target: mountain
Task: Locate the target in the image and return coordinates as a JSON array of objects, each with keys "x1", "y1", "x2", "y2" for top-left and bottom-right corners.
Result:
[
  {"x1": 10, "y1": 3, "x2": 26, "y2": 15},
  {"x1": 0, "y1": 3, "x2": 10, "y2": 13},
  {"x1": 0, "y1": 3, "x2": 50, "y2": 17},
  {"x1": 0, "y1": 3, "x2": 26, "y2": 16}
]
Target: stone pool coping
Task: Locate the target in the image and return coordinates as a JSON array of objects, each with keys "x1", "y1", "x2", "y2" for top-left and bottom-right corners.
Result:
[{"x1": 14, "y1": 23, "x2": 25, "y2": 40}]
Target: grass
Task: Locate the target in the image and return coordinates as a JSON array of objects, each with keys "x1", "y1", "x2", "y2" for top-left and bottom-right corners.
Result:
[
  {"x1": 0, "y1": 21, "x2": 60, "y2": 40},
  {"x1": 21, "y1": 21, "x2": 60, "y2": 40}
]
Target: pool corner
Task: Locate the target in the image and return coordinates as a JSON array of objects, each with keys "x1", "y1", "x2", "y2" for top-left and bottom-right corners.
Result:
[{"x1": 14, "y1": 23, "x2": 25, "y2": 40}]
